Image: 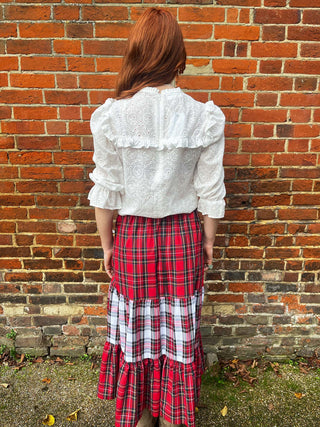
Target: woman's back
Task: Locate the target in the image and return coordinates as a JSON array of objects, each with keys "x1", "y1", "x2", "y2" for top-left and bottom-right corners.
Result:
[{"x1": 89, "y1": 86, "x2": 226, "y2": 219}]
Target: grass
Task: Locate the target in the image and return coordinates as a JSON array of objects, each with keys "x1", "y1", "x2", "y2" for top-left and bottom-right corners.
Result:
[{"x1": 1, "y1": 356, "x2": 320, "y2": 426}]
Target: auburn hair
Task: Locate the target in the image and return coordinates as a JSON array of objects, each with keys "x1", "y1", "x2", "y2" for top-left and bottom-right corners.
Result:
[{"x1": 115, "y1": 8, "x2": 186, "y2": 100}]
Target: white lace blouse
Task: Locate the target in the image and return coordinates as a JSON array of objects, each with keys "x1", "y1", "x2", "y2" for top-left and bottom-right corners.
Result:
[{"x1": 88, "y1": 86, "x2": 226, "y2": 219}]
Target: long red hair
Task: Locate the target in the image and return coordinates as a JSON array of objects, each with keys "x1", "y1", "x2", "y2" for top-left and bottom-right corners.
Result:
[{"x1": 115, "y1": 8, "x2": 186, "y2": 100}]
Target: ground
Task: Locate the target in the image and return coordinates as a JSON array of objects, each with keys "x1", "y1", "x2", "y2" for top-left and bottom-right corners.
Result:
[{"x1": 1, "y1": 353, "x2": 320, "y2": 426}]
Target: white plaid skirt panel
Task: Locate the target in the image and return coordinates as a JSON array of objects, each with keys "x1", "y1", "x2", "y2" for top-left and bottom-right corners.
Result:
[{"x1": 106, "y1": 284, "x2": 205, "y2": 364}]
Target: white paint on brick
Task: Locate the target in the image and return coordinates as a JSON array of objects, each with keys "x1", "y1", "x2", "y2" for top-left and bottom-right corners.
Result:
[
  {"x1": 261, "y1": 271, "x2": 283, "y2": 281},
  {"x1": 3, "y1": 305, "x2": 25, "y2": 316},
  {"x1": 184, "y1": 63, "x2": 212, "y2": 75},
  {"x1": 43, "y1": 305, "x2": 84, "y2": 316},
  {"x1": 213, "y1": 305, "x2": 236, "y2": 315},
  {"x1": 57, "y1": 220, "x2": 77, "y2": 233}
]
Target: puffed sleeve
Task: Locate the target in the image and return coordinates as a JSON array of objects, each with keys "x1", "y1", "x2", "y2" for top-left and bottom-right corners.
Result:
[
  {"x1": 193, "y1": 101, "x2": 226, "y2": 219},
  {"x1": 87, "y1": 98, "x2": 124, "y2": 210}
]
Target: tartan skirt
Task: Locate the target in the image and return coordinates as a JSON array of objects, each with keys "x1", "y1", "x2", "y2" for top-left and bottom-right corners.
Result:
[{"x1": 97, "y1": 209, "x2": 206, "y2": 427}]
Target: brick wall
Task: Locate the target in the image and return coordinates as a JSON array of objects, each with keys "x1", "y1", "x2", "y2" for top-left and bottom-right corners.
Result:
[{"x1": 0, "y1": 0, "x2": 319, "y2": 360}]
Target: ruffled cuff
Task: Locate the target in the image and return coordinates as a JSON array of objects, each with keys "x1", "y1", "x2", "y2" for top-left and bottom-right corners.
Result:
[
  {"x1": 88, "y1": 183, "x2": 122, "y2": 210},
  {"x1": 198, "y1": 198, "x2": 225, "y2": 219}
]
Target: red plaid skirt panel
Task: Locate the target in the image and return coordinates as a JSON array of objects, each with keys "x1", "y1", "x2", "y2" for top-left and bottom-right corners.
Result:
[
  {"x1": 112, "y1": 209, "x2": 204, "y2": 300},
  {"x1": 97, "y1": 209, "x2": 206, "y2": 427}
]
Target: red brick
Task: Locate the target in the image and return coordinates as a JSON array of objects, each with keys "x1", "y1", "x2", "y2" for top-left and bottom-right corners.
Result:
[
  {"x1": 0, "y1": 23, "x2": 17, "y2": 37},
  {"x1": 216, "y1": 0, "x2": 260, "y2": 4},
  {"x1": 293, "y1": 125, "x2": 320, "y2": 138},
  {"x1": 301, "y1": 43, "x2": 320, "y2": 58},
  {"x1": 220, "y1": 76, "x2": 243, "y2": 91},
  {"x1": 16, "y1": 181, "x2": 57, "y2": 193},
  {"x1": 185, "y1": 41, "x2": 222, "y2": 57},
  {"x1": 1, "y1": 89, "x2": 42, "y2": 104},
  {"x1": 253, "y1": 124, "x2": 274, "y2": 137},
  {"x1": 66, "y1": 23, "x2": 93, "y2": 38},
  {"x1": 284, "y1": 60, "x2": 320, "y2": 75},
  {"x1": 180, "y1": 24, "x2": 213, "y2": 39},
  {"x1": 17, "y1": 136, "x2": 58, "y2": 150},
  {"x1": 60, "y1": 108, "x2": 81, "y2": 121},
  {"x1": 0, "y1": 106, "x2": 11, "y2": 119},
  {"x1": 14, "y1": 106, "x2": 57, "y2": 120},
  {"x1": 53, "y1": 152, "x2": 92, "y2": 165},
  {"x1": 290, "y1": 110, "x2": 312, "y2": 123},
  {"x1": 79, "y1": 74, "x2": 116, "y2": 89},
  {"x1": 214, "y1": 92, "x2": 254, "y2": 107},
  {"x1": 19, "y1": 23, "x2": 64, "y2": 38},
  {"x1": 303, "y1": 9, "x2": 320, "y2": 24},
  {"x1": 213, "y1": 59, "x2": 257, "y2": 74},
  {"x1": 95, "y1": 22, "x2": 132, "y2": 38},
  {"x1": 248, "y1": 77, "x2": 293, "y2": 91},
  {"x1": 82, "y1": 6, "x2": 128, "y2": 21},
  {"x1": 56, "y1": 75, "x2": 77, "y2": 89},
  {"x1": 264, "y1": 0, "x2": 286, "y2": 4},
  {"x1": 254, "y1": 8, "x2": 300, "y2": 23},
  {"x1": 46, "y1": 121, "x2": 67, "y2": 135},
  {"x1": 37, "y1": 195, "x2": 78, "y2": 207},
  {"x1": 290, "y1": 0, "x2": 320, "y2": 6},
  {"x1": 227, "y1": 8, "x2": 238, "y2": 23},
  {"x1": 53, "y1": 5, "x2": 80, "y2": 20},
  {"x1": 179, "y1": 6, "x2": 224, "y2": 22},
  {"x1": 21, "y1": 57, "x2": 66, "y2": 72},
  {"x1": 7, "y1": 39, "x2": 51, "y2": 55},
  {"x1": 83, "y1": 40, "x2": 126, "y2": 56},
  {"x1": 281, "y1": 93, "x2": 320, "y2": 106},
  {"x1": 177, "y1": 76, "x2": 219, "y2": 90},
  {"x1": 10, "y1": 73, "x2": 55, "y2": 88},
  {"x1": 67, "y1": 58, "x2": 95, "y2": 73},
  {"x1": 0, "y1": 208, "x2": 28, "y2": 220},
  {"x1": 9, "y1": 152, "x2": 52, "y2": 164},
  {"x1": 54, "y1": 40, "x2": 81, "y2": 55},
  {"x1": 30, "y1": 208, "x2": 69, "y2": 220},
  {"x1": 68, "y1": 122, "x2": 90, "y2": 135},
  {"x1": 288, "y1": 27, "x2": 320, "y2": 41},
  {"x1": 215, "y1": 25, "x2": 260, "y2": 40},
  {"x1": 5, "y1": 5, "x2": 51, "y2": 20},
  {"x1": 274, "y1": 153, "x2": 317, "y2": 166},
  {"x1": 45, "y1": 91, "x2": 88, "y2": 105},
  {"x1": 262, "y1": 26, "x2": 285, "y2": 41},
  {"x1": 259, "y1": 60, "x2": 282, "y2": 74},
  {"x1": 96, "y1": 57, "x2": 122, "y2": 73},
  {"x1": 0, "y1": 56, "x2": 19, "y2": 71},
  {"x1": 252, "y1": 42, "x2": 297, "y2": 58},
  {"x1": 2, "y1": 121, "x2": 45, "y2": 135},
  {"x1": 242, "y1": 109, "x2": 287, "y2": 123},
  {"x1": 294, "y1": 78, "x2": 317, "y2": 91},
  {"x1": 0, "y1": 136, "x2": 14, "y2": 149},
  {"x1": 20, "y1": 167, "x2": 62, "y2": 180}
]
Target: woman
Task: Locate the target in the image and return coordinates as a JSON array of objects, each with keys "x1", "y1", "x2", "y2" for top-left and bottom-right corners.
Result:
[{"x1": 88, "y1": 7, "x2": 226, "y2": 427}]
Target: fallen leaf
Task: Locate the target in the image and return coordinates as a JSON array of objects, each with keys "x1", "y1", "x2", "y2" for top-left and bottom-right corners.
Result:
[
  {"x1": 19, "y1": 354, "x2": 25, "y2": 363},
  {"x1": 68, "y1": 377, "x2": 76, "y2": 381},
  {"x1": 195, "y1": 407, "x2": 199, "y2": 413},
  {"x1": 65, "y1": 362, "x2": 74, "y2": 366},
  {"x1": 66, "y1": 409, "x2": 80, "y2": 421},
  {"x1": 42, "y1": 378, "x2": 51, "y2": 384},
  {"x1": 34, "y1": 357, "x2": 44, "y2": 363},
  {"x1": 42, "y1": 414, "x2": 55, "y2": 425},
  {"x1": 268, "y1": 403, "x2": 274, "y2": 411},
  {"x1": 221, "y1": 405, "x2": 228, "y2": 417},
  {"x1": 0, "y1": 383, "x2": 10, "y2": 388},
  {"x1": 294, "y1": 392, "x2": 305, "y2": 399}
]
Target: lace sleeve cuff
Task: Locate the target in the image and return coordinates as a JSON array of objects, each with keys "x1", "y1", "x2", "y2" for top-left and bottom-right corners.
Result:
[
  {"x1": 198, "y1": 198, "x2": 225, "y2": 219},
  {"x1": 88, "y1": 183, "x2": 122, "y2": 210}
]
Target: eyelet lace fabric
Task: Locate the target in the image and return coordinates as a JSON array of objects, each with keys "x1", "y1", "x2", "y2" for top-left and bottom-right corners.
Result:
[{"x1": 88, "y1": 87, "x2": 226, "y2": 219}]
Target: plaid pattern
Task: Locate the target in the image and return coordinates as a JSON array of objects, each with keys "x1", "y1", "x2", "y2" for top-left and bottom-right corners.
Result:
[
  {"x1": 98, "y1": 209, "x2": 206, "y2": 427},
  {"x1": 106, "y1": 284, "x2": 204, "y2": 364},
  {"x1": 98, "y1": 341, "x2": 205, "y2": 427}
]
